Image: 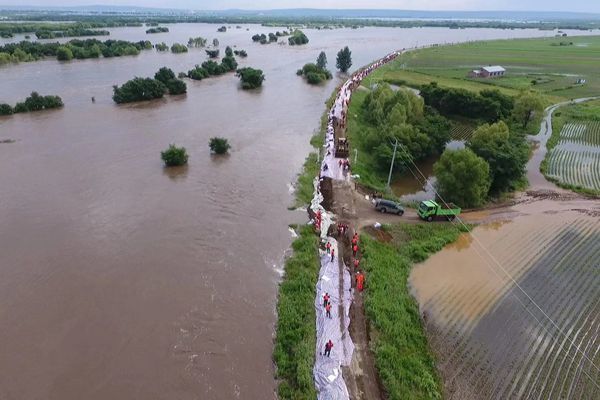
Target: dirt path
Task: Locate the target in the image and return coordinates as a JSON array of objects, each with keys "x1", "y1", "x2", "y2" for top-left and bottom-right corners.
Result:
[{"x1": 331, "y1": 179, "x2": 384, "y2": 400}]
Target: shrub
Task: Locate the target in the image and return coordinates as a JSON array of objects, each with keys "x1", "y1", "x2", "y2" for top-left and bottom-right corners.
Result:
[
  {"x1": 0, "y1": 103, "x2": 13, "y2": 115},
  {"x1": 56, "y1": 46, "x2": 73, "y2": 61},
  {"x1": 205, "y1": 49, "x2": 220, "y2": 58},
  {"x1": 209, "y1": 137, "x2": 231, "y2": 154},
  {"x1": 154, "y1": 67, "x2": 176, "y2": 84},
  {"x1": 221, "y1": 55, "x2": 238, "y2": 72},
  {"x1": 13, "y1": 102, "x2": 28, "y2": 113},
  {"x1": 225, "y1": 46, "x2": 233, "y2": 57},
  {"x1": 170, "y1": 43, "x2": 188, "y2": 53},
  {"x1": 112, "y1": 77, "x2": 166, "y2": 104},
  {"x1": 288, "y1": 30, "x2": 309, "y2": 45},
  {"x1": 155, "y1": 42, "x2": 169, "y2": 51},
  {"x1": 234, "y1": 49, "x2": 248, "y2": 57},
  {"x1": 306, "y1": 71, "x2": 324, "y2": 84},
  {"x1": 187, "y1": 65, "x2": 209, "y2": 80},
  {"x1": 217, "y1": 26, "x2": 227, "y2": 32},
  {"x1": 161, "y1": 144, "x2": 189, "y2": 166},
  {"x1": 202, "y1": 60, "x2": 226, "y2": 76},
  {"x1": 166, "y1": 78, "x2": 187, "y2": 95},
  {"x1": 236, "y1": 67, "x2": 265, "y2": 89}
]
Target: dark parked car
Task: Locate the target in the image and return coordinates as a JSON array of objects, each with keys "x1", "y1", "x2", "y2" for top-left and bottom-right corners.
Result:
[{"x1": 374, "y1": 199, "x2": 404, "y2": 215}]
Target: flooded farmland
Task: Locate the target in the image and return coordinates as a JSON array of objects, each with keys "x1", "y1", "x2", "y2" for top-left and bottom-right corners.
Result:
[
  {"x1": 1, "y1": 21, "x2": 599, "y2": 400},
  {"x1": 410, "y1": 200, "x2": 600, "y2": 399}
]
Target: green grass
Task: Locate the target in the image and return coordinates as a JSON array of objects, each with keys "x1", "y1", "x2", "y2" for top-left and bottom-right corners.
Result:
[
  {"x1": 369, "y1": 36, "x2": 600, "y2": 101},
  {"x1": 360, "y1": 223, "x2": 469, "y2": 399},
  {"x1": 273, "y1": 224, "x2": 319, "y2": 399}
]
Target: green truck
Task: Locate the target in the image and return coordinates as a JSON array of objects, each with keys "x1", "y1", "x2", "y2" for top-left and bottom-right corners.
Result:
[{"x1": 417, "y1": 200, "x2": 461, "y2": 222}]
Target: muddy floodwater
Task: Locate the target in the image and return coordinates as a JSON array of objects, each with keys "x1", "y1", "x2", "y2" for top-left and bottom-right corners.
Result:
[
  {"x1": 410, "y1": 200, "x2": 600, "y2": 399},
  {"x1": 0, "y1": 24, "x2": 597, "y2": 399}
]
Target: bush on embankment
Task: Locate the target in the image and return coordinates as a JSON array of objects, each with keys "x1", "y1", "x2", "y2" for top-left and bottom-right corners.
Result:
[
  {"x1": 361, "y1": 223, "x2": 468, "y2": 400},
  {"x1": 273, "y1": 224, "x2": 318, "y2": 399}
]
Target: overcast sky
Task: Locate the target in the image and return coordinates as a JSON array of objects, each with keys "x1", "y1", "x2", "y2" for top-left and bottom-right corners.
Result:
[{"x1": 5, "y1": 0, "x2": 600, "y2": 13}]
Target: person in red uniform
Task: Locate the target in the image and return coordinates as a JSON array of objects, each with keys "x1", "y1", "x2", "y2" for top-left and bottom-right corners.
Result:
[
  {"x1": 353, "y1": 258, "x2": 360, "y2": 269},
  {"x1": 323, "y1": 292, "x2": 330, "y2": 307},
  {"x1": 356, "y1": 271, "x2": 365, "y2": 292},
  {"x1": 324, "y1": 340, "x2": 333, "y2": 357},
  {"x1": 352, "y1": 244, "x2": 358, "y2": 258},
  {"x1": 326, "y1": 242, "x2": 331, "y2": 254},
  {"x1": 325, "y1": 302, "x2": 332, "y2": 319},
  {"x1": 331, "y1": 248, "x2": 335, "y2": 262}
]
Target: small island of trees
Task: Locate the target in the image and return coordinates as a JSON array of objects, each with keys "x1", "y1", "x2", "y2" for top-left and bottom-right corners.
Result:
[
  {"x1": 187, "y1": 36, "x2": 207, "y2": 48},
  {"x1": 185, "y1": 48, "x2": 239, "y2": 81},
  {"x1": 297, "y1": 51, "x2": 332, "y2": 84},
  {"x1": 251, "y1": 31, "x2": 289, "y2": 44},
  {"x1": 217, "y1": 26, "x2": 227, "y2": 32},
  {"x1": 236, "y1": 67, "x2": 265, "y2": 89},
  {"x1": 0, "y1": 92, "x2": 63, "y2": 115},
  {"x1": 155, "y1": 42, "x2": 169, "y2": 51},
  {"x1": 161, "y1": 144, "x2": 188, "y2": 167},
  {"x1": 146, "y1": 26, "x2": 169, "y2": 34},
  {"x1": 113, "y1": 67, "x2": 187, "y2": 104},
  {"x1": 170, "y1": 43, "x2": 188, "y2": 54},
  {"x1": 233, "y1": 49, "x2": 248, "y2": 57},
  {"x1": 288, "y1": 30, "x2": 309, "y2": 46}
]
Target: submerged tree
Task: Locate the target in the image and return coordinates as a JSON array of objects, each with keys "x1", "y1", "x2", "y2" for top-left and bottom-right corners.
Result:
[
  {"x1": 336, "y1": 46, "x2": 352, "y2": 73},
  {"x1": 236, "y1": 67, "x2": 265, "y2": 89},
  {"x1": 316, "y1": 51, "x2": 327, "y2": 70},
  {"x1": 161, "y1": 144, "x2": 189, "y2": 166},
  {"x1": 209, "y1": 137, "x2": 231, "y2": 154}
]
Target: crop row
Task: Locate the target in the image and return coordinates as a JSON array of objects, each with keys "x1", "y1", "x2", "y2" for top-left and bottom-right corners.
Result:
[
  {"x1": 546, "y1": 147, "x2": 600, "y2": 190},
  {"x1": 423, "y1": 217, "x2": 600, "y2": 399},
  {"x1": 559, "y1": 121, "x2": 600, "y2": 146}
]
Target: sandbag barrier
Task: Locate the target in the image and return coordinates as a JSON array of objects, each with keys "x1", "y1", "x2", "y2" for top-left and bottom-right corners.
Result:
[{"x1": 309, "y1": 50, "x2": 401, "y2": 400}]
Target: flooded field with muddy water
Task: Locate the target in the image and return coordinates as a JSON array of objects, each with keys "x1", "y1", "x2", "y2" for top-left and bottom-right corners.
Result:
[
  {"x1": 410, "y1": 197, "x2": 600, "y2": 399},
  {"x1": 1, "y1": 22, "x2": 598, "y2": 399}
]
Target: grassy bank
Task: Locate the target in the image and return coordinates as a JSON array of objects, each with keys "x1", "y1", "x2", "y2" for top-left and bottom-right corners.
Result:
[
  {"x1": 369, "y1": 36, "x2": 600, "y2": 101},
  {"x1": 273, "y1": 224, "x2": 319, "y2": 399},
  {"x1": 541, "y1": 99, "x2": 600, "y2": 196},
  {"x1": 360, "y1": 223, "x2": 469, "y2": 399}
]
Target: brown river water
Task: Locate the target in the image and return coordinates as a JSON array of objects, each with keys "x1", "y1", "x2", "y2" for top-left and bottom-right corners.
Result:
[{"x1": 0, "y1": 23, "x2": 595, "y2": 399}]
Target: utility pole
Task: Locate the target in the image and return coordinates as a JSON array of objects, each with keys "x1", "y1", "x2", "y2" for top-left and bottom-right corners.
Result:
[
  {"x1": 386, "y1": 139, "x2": 399, "y2": 191},
  {"x1": 354, "y1": 148, "x2": 358, "y2": 164}
]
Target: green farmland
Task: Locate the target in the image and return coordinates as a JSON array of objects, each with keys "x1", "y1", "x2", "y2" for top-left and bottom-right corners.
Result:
[
  {"x1": 369, "y1": 35, "x2": 600, "y2": 101},
  {"x1": 543, "y1": 100, "x2": 600, "y2": 195}
]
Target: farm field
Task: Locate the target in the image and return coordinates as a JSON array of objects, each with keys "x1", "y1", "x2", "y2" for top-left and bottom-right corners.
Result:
[
  {"x1": 370, "y1": 35, "x2": 600, "y2": 100},
  {"x1": 410, "y1": 210, "x2": 600, "y2": 400},
  {"x1": 544, "y1": 100, "x2": 600, "y2": 195}
]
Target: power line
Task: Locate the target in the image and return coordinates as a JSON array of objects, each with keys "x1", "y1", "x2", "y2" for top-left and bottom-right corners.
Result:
[{"x1": 394, "y1": 143, "x2": 600, "y2": 388}]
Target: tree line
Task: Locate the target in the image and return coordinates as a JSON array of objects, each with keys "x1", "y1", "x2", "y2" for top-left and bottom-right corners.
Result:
[
  {"x1": 0, "y1": 92, "x2": 63, "y2": 115},
  {"x1": 0, "y1": 39, "x2": 152, "y2": 64},
  {"x1": 145, "y1": 27, "x2": 169, "y2": 34}
]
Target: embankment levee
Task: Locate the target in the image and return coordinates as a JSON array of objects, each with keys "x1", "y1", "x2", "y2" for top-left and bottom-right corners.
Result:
[{"x1": 307, "y1": 50, "x2": 402, "y2": 399}]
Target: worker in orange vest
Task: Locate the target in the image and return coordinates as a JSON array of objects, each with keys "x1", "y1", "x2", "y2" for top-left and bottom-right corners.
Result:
[{"x1": 356, "y1": 271, "x2": 365, "y2": 292}]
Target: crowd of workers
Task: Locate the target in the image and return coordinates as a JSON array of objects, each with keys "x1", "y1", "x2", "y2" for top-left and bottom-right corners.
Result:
[{"x1": 314, "y1": 50, "x2": 402, "y2": 391}]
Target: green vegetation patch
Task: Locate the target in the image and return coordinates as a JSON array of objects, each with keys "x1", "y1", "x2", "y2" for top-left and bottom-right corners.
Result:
[
  {"x1": 361, "y1": 223, "x2": 468, "y2": 399},
  {"x1": 273, "y1": 224, "x2": 319, "y2": 400},
  {"x1": 369, "y1": 36, "x2": 600, "y2": 100}
]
